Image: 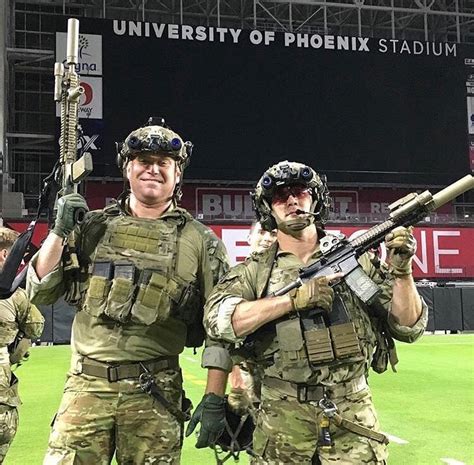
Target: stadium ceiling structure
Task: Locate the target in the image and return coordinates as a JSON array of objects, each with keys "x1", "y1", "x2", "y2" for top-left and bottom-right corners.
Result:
[{"x1": 2, "y1": 0, "x2": 474, "y2": 211}]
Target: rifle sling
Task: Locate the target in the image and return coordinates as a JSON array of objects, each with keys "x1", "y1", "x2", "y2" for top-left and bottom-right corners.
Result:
[
  {"x1": 331, "y1": 412, "x2": 389, "y2": 445},
  {"x1": 145, "y1": 380, "x2": 190, "y2": 424}
]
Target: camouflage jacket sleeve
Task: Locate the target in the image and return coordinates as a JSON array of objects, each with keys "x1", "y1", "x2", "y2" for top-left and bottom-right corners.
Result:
[
  {"x1": 13, "y1": 288, "x2": 45, "y2": 339},
  {"x1": 26, "y1": 252, "x2": 65, "y2": 305},
  {"x1": 360, "y1": 253, "x2": 427, "y2": 343},
  {"x1": 26, "y1": 210, "x2": 107, "y2": 306},
  {"x1": 204, "y1": 259, "x2": 259, "y2": 344},
  {"x1": 198, "y1": 227, "x2": 234, "y2": 372}
]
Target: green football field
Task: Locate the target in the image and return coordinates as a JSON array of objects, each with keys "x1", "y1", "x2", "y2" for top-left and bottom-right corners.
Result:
[{"x1": 4, "y1": 334, "x2": 474, "y2": 465}]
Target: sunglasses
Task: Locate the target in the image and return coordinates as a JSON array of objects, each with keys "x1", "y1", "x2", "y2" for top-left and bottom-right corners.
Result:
[{"x1": 272, "y1": 185, "x2": 311, "y2": 203}]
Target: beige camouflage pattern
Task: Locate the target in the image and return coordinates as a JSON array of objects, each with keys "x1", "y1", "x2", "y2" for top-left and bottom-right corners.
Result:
[
  {"x1": 44, "y1": 370, "x2": 184, "y2": 465},
  {"x1": 204, "y1": 234, "x2": 427, "y2": 463},
  {"x1": 27, "y1": 205, "x2": 229, "y2": 464},
  {"x1": 0, "y1": 288, "x2": 44, "y2": 463},
  {"x1": 238, "y1": 361, "x2": 263, "y2": 405},
  {"x1": 252, "y1": 386, "x2": 387, "y2": 465},
  {"x1": 0, "y1": 288, "x2": 44, "y2": 348},
  {"x1": 27, "y1": 207, "x2": 229, "y2": 362},
  {"x1": 205, "y1": 241, "x2": 427, "y2": 385},
  {"x1": 0, "y1": 404, "x2": 18, "y2": 463}
]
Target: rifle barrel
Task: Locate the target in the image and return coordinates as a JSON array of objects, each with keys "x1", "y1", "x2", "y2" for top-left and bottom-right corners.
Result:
[
  {"x1": 66, "y1": 18, "x2": 79, "y2": 65},
  {"x1": 432, "y1": 174, "x2": 474, "y2": 210}
]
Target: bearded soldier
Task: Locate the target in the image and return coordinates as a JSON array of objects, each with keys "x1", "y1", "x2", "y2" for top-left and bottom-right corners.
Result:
[
  {"x1": 26, "y1": 118, "x2": 231, "y2": 464},
  {"x1": 0, "y1": 227, "x2": 44, "y2": 463},
  {"x1": 204, "y1": 161, "x2": 427, "y2": 464}
]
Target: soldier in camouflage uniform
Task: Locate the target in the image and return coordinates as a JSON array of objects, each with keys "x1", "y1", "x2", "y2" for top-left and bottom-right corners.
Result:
[
  {"x1": 204, "y1": 161, "x2": 428, "y2": 465},
  {"x1": 227, "y1": 221, "x2": 277, "y2": 413},
  {"x1": 0, "y1": 227, "x2": 44, "y2": 463},
  {"x1": 26, "y1": 118, "x2": 232, "y2": 464}
]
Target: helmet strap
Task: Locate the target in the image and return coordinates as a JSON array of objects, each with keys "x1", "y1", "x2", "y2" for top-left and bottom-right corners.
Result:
[
  {"x1": 309, "y1": 198, "x2": 322, "y2": 222},
  {"x1": 117, "y1": 182, "x2": 131, "y2": 214},
  {"x1": 258, "y1": 198, "x2": 277, "y2": 231},
  {"x1": 173, "y1": 162, "x2": 184, "y2": 203}
]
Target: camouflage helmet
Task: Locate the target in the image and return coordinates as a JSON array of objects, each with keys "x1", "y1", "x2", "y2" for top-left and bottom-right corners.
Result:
[
  {"x1": 116, "y1": 117, "x2": 193, "y2": 172},
  {"x1": 116, "y1": 117, "x2": 193, "y2": 201},
  {"x1": 252, "y1": 160, "x2": 330, "y2": 231}
]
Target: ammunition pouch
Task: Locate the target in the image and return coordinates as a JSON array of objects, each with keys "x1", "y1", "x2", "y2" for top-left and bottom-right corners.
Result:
[
  {"x1": 274, "y1": 318, "x2": 312, "y2": 383},
  {"x1": 132, "y1": 272, "x2": 176, "y2": 324},
  {"x1": 304, "y1": 326, "x2": 334, "y2": 365},
  {"x1": 83, "y1": 261, "x2": 113, "y2": 318},
  {"x1": 329, "y1": 323, "x2": 361, "y2": 359},
  {"x1": 325, "y1": 294, "x2": 362, "y2": 361},
  {"x1": 106, "y1": 262, "x2": 136, "y2": 322},
  {"x1": 83, "y1": 260, "x2": 200, "y2": 327},
  {"x1": 273, "y1": 294, "x2": 363, "y2": 381}
]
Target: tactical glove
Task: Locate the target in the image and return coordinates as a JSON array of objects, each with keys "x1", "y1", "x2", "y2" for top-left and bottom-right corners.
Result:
[
  {"x1": 385, "y1": 226, "x2": 417, "y2": 277},
  {"x1": 185, "y1": 393, "x2": 225, "y2": 448},
  {"x1": 289, "y1": 276, "x2": 335, "y2": 312},
  {"x1": 52, "y1": 193, "x2": 89, "y2": 239},
  {"x1": 227, "y1": 387, "x2": 251, "y2": 416}
]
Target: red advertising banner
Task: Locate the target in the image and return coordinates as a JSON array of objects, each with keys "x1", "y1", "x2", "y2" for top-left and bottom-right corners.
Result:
[
  {"x1": 209, "y1": 225, "x2": 474, "y2": 279},
  {"x1": 7, "y1": 217, "x2": 471, "y2": 279}
]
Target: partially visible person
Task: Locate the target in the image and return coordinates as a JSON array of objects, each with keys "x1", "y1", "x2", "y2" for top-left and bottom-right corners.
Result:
[
  {"x1": 227, "y1": 221, "x2": 277, "y2": 414},
  {"x1": 247, "y1": 221, "x2": 277, "y2": 258},
  {"x1": 0, "y1": 227, "x2": 44, "y2": 463}
]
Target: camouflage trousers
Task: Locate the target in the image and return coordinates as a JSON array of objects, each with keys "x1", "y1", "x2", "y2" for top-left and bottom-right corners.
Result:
[
  {"x1": 44, "y1": 369, "x2": 184, "y2": 465},
  {"x1": 0, "y1": 404, "x2": 18, "y2": 464},
  {"x1": 251, "y1": 383, "x2": 388, "y2": 465}
]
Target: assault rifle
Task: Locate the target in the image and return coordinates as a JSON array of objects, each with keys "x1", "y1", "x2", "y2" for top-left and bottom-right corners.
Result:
[
  {"x1": 54, "y1": 18, "x2": 93, "y2": 269},
  {"x1": 242, "y1": 175, "x2": 474, "y2": 374},
  {"x1": 273, "y1": 174, "x2": 474, "y2": 303},
  {"x1": 0, "y1": 18, "x2": 92, "y2": 299}
]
